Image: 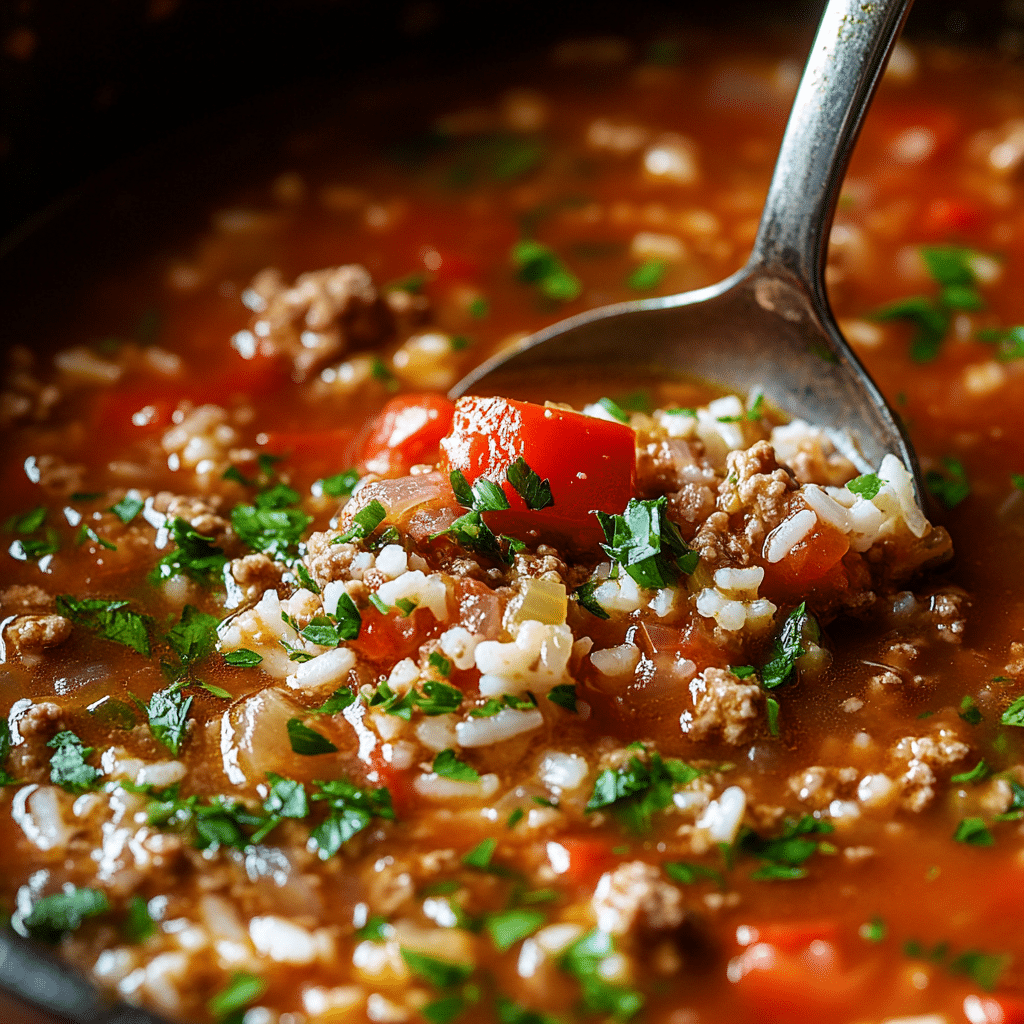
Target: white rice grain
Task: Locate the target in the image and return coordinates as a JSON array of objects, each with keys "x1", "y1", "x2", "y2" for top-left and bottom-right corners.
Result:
[
  {"x1": 764, "y1": 508, "x2": 817, "y2": 562},
  {"x1": 456, "y1": 707, "x2": 544, "y2": 747}
]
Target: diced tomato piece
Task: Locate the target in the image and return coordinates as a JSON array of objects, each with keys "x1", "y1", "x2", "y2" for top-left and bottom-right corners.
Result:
[
  {"x1": 760, "y1": 520, "x2": 850, "y2": 597},
  {"x1": 964, "y1": 994, "x2": 1024, "y2": 1024},
  {"x1": 558, "y1": 836, "x2": 617, "y2": 888},
  {"x1": 91, "y1": 350, "x2": 285, "y2": 440},
  {"x1": 438, "y1": 396, "x2": 636, "y2": 548},
  {"x1": 729, "y1": 923, "x2": 872, "y2": 1023},
  {"x1": 368, "y1": 746, "x2": 416, "y2": 818},
  {"x1": 919, "y1": 197, "x2": 985, "y2": 238},
  {"x1": 349, "y1": 606, "x2": 442, "y2": 665},
  {"x1": 737, "y1": 920, "x2": 841, "y2": 955},
  {"x1": 357, "y1": 394, "x2": 456, "y2": 477}
]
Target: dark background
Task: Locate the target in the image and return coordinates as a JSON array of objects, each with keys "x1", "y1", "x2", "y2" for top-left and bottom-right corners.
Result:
[{"x1": 1, "y1": 0, "x2": 1019, "y2": 242}]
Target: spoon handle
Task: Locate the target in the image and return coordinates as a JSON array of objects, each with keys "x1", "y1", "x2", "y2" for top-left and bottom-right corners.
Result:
[{"x1": 749, "y1": 0, "x2": 913, "y2": 290}]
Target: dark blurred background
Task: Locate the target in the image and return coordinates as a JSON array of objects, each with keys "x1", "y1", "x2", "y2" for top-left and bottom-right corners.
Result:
[{"x1": 1, "y1": 0, "x2": 1021, "y2": 242}]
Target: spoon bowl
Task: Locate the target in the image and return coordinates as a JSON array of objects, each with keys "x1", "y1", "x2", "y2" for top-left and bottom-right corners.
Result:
[{"x1": 452, "y1": 0, "x2": 920, "y2": 496}]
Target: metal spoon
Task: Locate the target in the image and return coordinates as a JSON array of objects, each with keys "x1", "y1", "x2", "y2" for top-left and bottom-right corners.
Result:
[{"x1": 451, "y1": 0, "x2": 920, "y2": 496}]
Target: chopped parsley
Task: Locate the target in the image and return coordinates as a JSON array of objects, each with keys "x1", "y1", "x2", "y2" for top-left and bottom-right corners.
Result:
[
  {"x1": 19, "y1": 886, "x2": 110, "y2": 943},
  {"x1": 314, "y1": 687, "x2": 357, "y2": 714},
  {"x1": 925, "y1": 456, "x2": 970, "y2": 509},
  {"x1": 874, "y1": 245, "x2": 988, "y2": 362},
  {"x1": 547, "y1": 683, "x2": 578, "y2": 713},
  {"x1": 367, "y1": 679, "x2": 416, "y2": 720},
  {"x1": 506, "y1": 456, "x2": 554, "y2": 510},
  {"x1": 317, "y1": 468, "x2": 361, "y2": 498},
  {"x1": 958, "y1": 694, "x2": 983, "y2": 725},
  {"x1": 0, "y1": 720, "x2": 18, "y2": 785},
  {"x1": 953, "y1": 817, "x2": 994, "y2": 846},
  {"x1": 586, "y1": 748, "x2": 702, "y2": 834},
  {"x1": 450, "y1": 470, "x2": 511, "y2": 512},
  {"x1": 560, "y1": 929, "x2": 643, "y2": 1021},
  {"x1": 511, "y1": 239, "x2": 582, "y2": 302},
  {"x1": 486, "y1": 909, "x2": 545, "y2": 952},
  {"x1": 224, "y1": 648, "x2": 263, "y2": 668},
  {"x1": 432, "y1": 748, "x2": 480, "y2": 782},
  {"x1": 596, "y1": 496, "x2": 698, "y2": 589},
  {"x1": 1001, "y1": 696, "x2": 1024, "y2": 727},
  {"x1": 761, "y1": 602, "x2": 819, "y2": 690},
  {"x1": 109, "y1": 495, "x2": 144, "y2": 524},
  {"x1": 144, "y1": 687, "x2": 193, "y2": 756},
  {"x1": 334, "y1": 500, "x2": 387, "y2": 545},
  {"x1": 664, "y1": 861, "x2": 724, "y2": 887},
  {"x1": 904, "y1": 939, "x2": 1010, "y2": 992},
  {"x1": 978, "y1": 324, "x2": 1024, "y2": 361},
  {"x1": 415, "y1": 680, "x2": 464, "y2": 716},
  {"x1": 462, "y1": 837, "x2": 498, "y2": 869},
  {"x1": 5, "y1": 506, "x2": 47, "y2": 534},
  {"x1": 232, "y1": 500, "x2": 312, "y2": 566},
  {"x1": 626, "y1": 259, "x2": 667, "y2": 291},
  {"x1": 163, "y1": 604, "x2": 219, "y2": 684},
  {"x1": 740, "y1": 814, "x2": 835, "y2": 880},
  {"x1": 300, "y1": 615, "x2": 343, "y2": 648},
  {"x1": 859, "y1": 917, "x2": 887, "y2": 943},
  {"x1": 431, "y1": 510, "x2": 521, "y2": 565},
  {"x1": 150, "y1": 516, "x2": 228, "y2": 585},
  {"x1": 286, "y1": 719, "x2": 339, "y2": 755},
  {"x1": 122, "y1": 895, "x2": 156, "y2": 943},
  {"x1": 596, "y1": 396, "x2": 629, "y2": 423},
  {"x1": 207, "y1": 971, "x2": 267, "y2": 1020},
  {"x1": 766, "y1": 696, "x2": 781, "y2": 736},
  {"x1": 573, "y1": 581, "x2": 610, "y2": 620},
  {"x1": 56, "y1": 594, "x2": 151, "y2": 657},
  {"x1": 847, "y1": 473, "x2": 883, "y2": 499},
  {"x1": 47, "y1": 730, "x2": 102, "y2": 793},
  {"x1": 310, "y1": 778, "x2": 394, "y2": 858},
  {"x1": 428, "y1": 651, "x2": 452, "y2": 677}
]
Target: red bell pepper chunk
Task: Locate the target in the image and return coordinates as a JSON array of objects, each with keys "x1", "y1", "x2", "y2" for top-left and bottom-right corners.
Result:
[
  {"x1": 438, "y1": 396, "x2": 636, "y2": 548},
  {"x1": 358, "y1": 394, "x2": 456, "y2": 477}
]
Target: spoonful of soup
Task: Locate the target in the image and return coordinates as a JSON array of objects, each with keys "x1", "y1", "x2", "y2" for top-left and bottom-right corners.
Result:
[{"x1": 451, "y1": 0, "x2": 921, "y2": 500}]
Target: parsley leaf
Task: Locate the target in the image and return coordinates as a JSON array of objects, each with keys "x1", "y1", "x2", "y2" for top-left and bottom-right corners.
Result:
[
  {"x1": 506, "y1": 457, "x2": 554, "y2": 510},
  {"x1": 847, "y1": 473, "x2": 882, "y2": 499},
  {"x1": 415, "y1": 681, "x2": 464, "y2": 716},
  {"x1": 449, "y1": 470, "x2": 511, "y2": 512},
  {"x1": 596, "y1": 396, "x2": 629, "y2": 423},
  {"x1": 953, "y1": 817, "x2": 994, "y2": 846},
  {"x1": 547, "y1": 683, "x2": 578, "y2": 713},
  {"x1": 334, "y1": 500, "x2": 387, "y2": 545},
  {"x1": 150, "y1": 516, "x2": 228, "y2": 586},
  {"x1": 367, "y1": 679, "x2": 416, "y2": 720},
  {"x1": 47, "y1": 730, "x2": 102, "y2": 793},
  {"x1": 595, "y1": 496, "x2": 698, "y2": 589},
  {"x1": 951, "y1": 759, "x2": 990, "y2": 784},
  {"x1": 586, "y1": 749, "x2": 702, "y2": 834},
  {"x1": 310, "y1": 778, "x2": 394, "y2": 858},
  {"x1": 145, "y1": 687, "x2": 193, "y2": 756},
  {"x1": 56, "y1": 594, "x2": 151, "y2": 656},
  {"x1": 486, "y1": 909, "x2": 546, "y2": 952},
  {"x1": 740, "y1": 814, "x2": 835, "y2": 879},
  {"x1": 664, "y1": 861, "x2": 724, "y2": 887},
  {"x1": 164, "y1": 604, "x2": 218, "y2": 681},
  {"x1": 314, "y1": 687, "x2": 356, "y2": 714},
  {"x1": 462, "y1": 837, "x2": 498, "y2": 869},
  {"x1": 224, "y1": 648, "x2": 263, "y2": 668},
  {"x1": 925, "y1": 456, "x2": 970, "y2": 509},
  {"x1": 432, "y1": 510, "x2": 512, "y2": 564},
  {"x1": 318, "y1": 469, "x2": 361, "y2": 498},
  {"x1": 207, "y1": 972, "x2": 267, "y2": 1020},
  {"x1": 231, "y1": 499, "x2": 312, "y2": 565},
  {"x1": 511, "y1": 240, "x2": 582, "y2": 302},
  {"x1": 109, "y1": 495, "x2": 144, "y2": 524},
  {"x1": 20, "y1": 887, "x2": 110, "y2": 943},
  {"x1": 627, "y1": 259, "x2": 667, "y2": 291},
  {"x1": 573, "y1": 581, "x2": 610, "y2": 619},
  {"x1": 433, "y1": 749, "x2": 480, "y2": 782},
  {"x1": 300, "y1": 615, "x2": 342, "y2": 647},
  {"x1": 286, "y1": 719, "x2": 339, "y2": 755},
  {"x1": 560, "y1": 929, "x2": 644, "y2": 1021},
  {"x1": 429, "y1": 651, "x2": 452, "y2": 677},
  {"x1": 948, "y1": 949, "x2": 1012, "y2": 992},
  {"x1": 1001, "y1": 696, "x2": 1024, "y2": 727},
  {"x1": 761, "y1": 602, "x2": 819, "y2": 690},
  {"x1": 401, "y1": 948, "x2": 474, "y2": 989},
  {"x1": 123, "y1": 895, "x2": 156, "y2": 943},
  {"x1": 5, "y1": 506, "x2": 47, "y2": 534}
]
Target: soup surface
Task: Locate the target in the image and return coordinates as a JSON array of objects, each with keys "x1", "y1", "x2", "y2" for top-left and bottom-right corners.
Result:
[{"x1": 4, "y1": 27, "x2": 1024, "y2": 1024}]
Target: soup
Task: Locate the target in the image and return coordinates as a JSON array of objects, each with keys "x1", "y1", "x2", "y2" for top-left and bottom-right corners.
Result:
[{"x1": 2, "y1": 27, "x2": 1024, "y2": 1024}]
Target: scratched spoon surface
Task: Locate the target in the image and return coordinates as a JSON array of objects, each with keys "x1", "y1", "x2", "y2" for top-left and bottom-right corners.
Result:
[{"x1": 451, "y1": 0, "x2": 920, "y2": 498}]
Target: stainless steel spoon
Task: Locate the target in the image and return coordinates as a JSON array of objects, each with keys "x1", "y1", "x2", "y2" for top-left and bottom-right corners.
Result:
[{"x1": 451, "y1": 0, "x2": 919, "y2": 496}]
